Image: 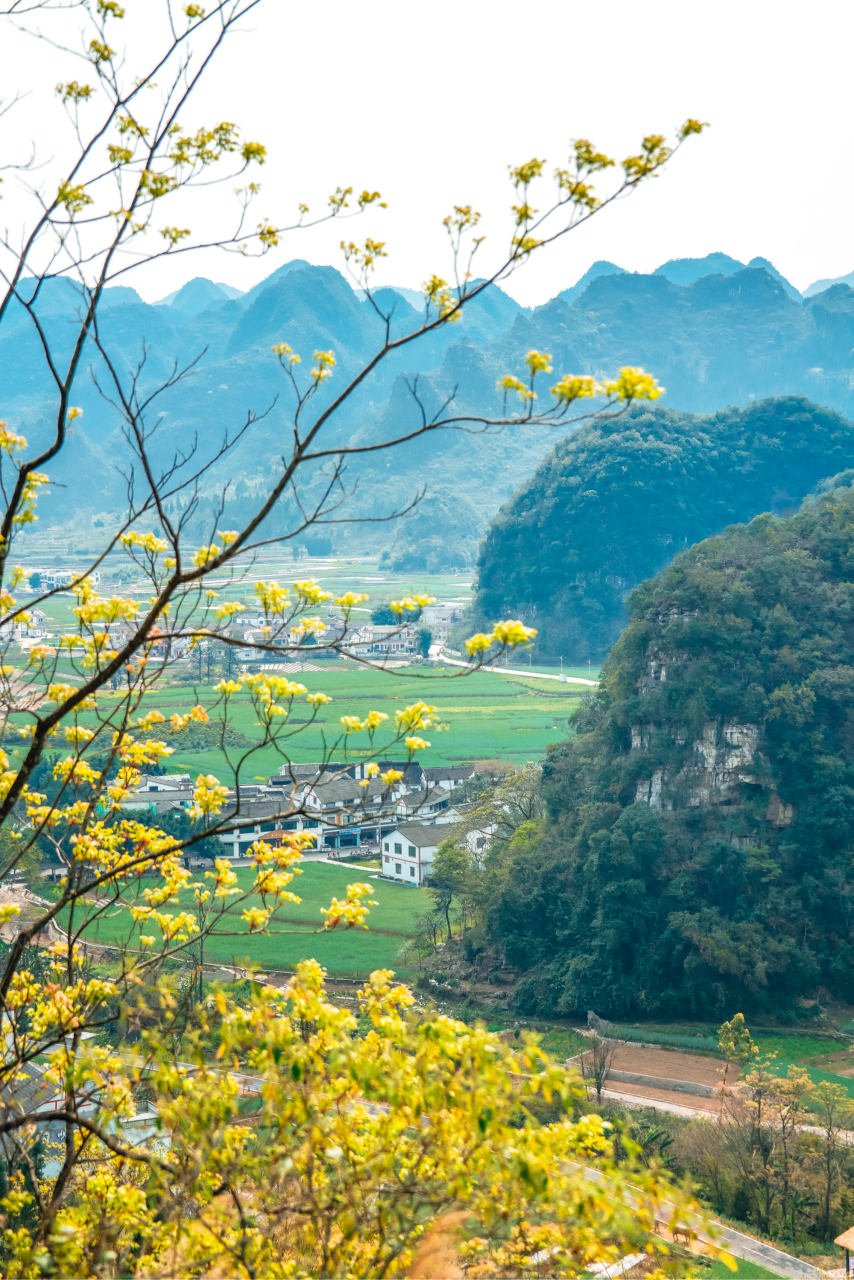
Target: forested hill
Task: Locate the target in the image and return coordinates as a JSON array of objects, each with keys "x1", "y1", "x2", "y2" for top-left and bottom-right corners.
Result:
[
  {"x1": 473, "y1": 396, "x2": 854, "y2": 662},
  {"x1": 490, "y1": 488, "x2": 854, "y2": 1020}
]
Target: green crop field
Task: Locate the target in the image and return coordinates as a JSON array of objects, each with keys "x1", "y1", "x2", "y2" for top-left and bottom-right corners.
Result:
[
  {"x1": 701, "y1": 1258, "x2": 781, "y2": 1278},
  {"x1": 25, "y1": 665, "x2": 586, "y2": 781},
  {"x1": 65, "y1": 861, "x2": 424, "y2": 977},
  {"x1": 12, "y1": 551, "x2": 601, "y2": 778}
]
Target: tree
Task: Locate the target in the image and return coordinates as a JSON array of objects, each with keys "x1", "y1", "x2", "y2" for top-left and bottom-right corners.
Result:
[
  {"x1": 427, "y1": 837, "x2": 473, "y2": 939},
  {"x1": 582, "y1": 1033, "x2": 617, "y2": 1104},
  {"x1": 416, "y1": 626, "x2": 432, "y2": 658},
  {"x1": 809, "y1": 1081, "x2": 854, "y2": 1240},
  {"x1": 0, "y1": 0, "x2": 707, "y2": 1267},
  {"x1": 718, "y1": 1012, "x2": 758, "y2": 1068}
]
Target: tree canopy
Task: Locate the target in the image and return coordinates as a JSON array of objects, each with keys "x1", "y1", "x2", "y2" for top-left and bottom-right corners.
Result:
[{"x1": 474, "y1": 395, "x2": 854, "y2": 661}]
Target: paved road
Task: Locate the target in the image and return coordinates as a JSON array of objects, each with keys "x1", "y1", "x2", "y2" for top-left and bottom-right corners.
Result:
[
  {"x1": 436, "y1": 653, "x2": 599, "y2": 686},
  {"x1": 574, "y1": 1162, "x2": 820, "y2": 1280}
]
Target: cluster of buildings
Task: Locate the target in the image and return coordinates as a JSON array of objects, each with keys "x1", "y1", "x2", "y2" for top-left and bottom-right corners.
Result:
[
  {"x1": 0, "y1": 607, "x2": 51, "y2": 649},
  {"x1": 116, "y1": 760, "x2": 482, "y2": 885},
  {"x1": 228, "y1": 600, "x2": 463, "y2": 662}
]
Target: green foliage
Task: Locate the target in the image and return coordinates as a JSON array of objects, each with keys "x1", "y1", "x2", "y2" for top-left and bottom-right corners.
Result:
[
  {"x1": 699, "y1": 1260, "x2": 782, "y2": 1278},
  {"x1": 607, "y1": 1027, "x2": 721, "y2": 1054},
  {"x1": 491, "y1": 488, "x2": 854, "y2": 1018},
  {"x1": 719, "y1": 1013, "x2": 759, "y2": 1064},
  {"x1": 172, "y1": 716, "x2": 252, "y2": 752},
  {"x1": 474, "y1": 395, "x2": 854, "y2": 661}
]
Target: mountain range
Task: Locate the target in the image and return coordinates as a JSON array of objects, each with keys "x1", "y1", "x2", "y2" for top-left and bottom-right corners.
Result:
[{"x1": 7, "y1": 251, "x2": 854, "y2": 567}]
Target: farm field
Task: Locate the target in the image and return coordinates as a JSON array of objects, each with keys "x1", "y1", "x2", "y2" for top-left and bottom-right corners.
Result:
[
  {"x1": 11, "y1": 550, "x2": 600, "y2": 777},
  {"x1": 603, "y1": 1023, "x2": 854, "y2": 1105},
  {"x1": 28, "y1": 664, "x2": 585, "y2": 780},
  {"x1": 701, "y1": 1260, "x2": 781, "y2": 1279},
  {"x1": 68, "y1": 861, "x2": 423, "y2": 978}
]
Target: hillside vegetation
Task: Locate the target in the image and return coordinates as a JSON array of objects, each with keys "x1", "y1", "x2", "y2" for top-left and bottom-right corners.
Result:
[
  {"x1": 473, "y1": 395, "x2": 854, "y2": 661},
  {"x1": 487, "y1": 486, "x2": 854, "y2": 1019}
]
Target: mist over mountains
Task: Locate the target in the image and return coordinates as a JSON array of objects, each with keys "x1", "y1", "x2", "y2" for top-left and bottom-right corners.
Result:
[{"x1": 6, "y1": 250, "x2": 854, "y2": 567}]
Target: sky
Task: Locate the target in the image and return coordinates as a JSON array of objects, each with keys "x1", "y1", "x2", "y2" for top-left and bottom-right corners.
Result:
[{"x1": 1, "y1": 0, "x2": 853, "y2": 307}]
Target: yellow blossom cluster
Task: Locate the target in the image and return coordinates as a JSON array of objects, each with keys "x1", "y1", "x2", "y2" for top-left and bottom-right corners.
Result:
[
  {"x1": 321, "y1": 882, "x2": 376, "y2": 930},
  {"x1": 12, "y1": 470, "x2": 49, "y2": 526},
  {"x1": 497, "y1": 359, "x2": 663, "y2": 411},
  {"x1": 0, "y1": 420, "x2": 27, "y2": 454},
  {"x1": 465, "y1": 619, "x2": 537, "y2": 657},
  {"x1": 338, "y1": 710, "x2": 388, "y2": 734},
  {"x1": 394, "y1": 700, "x2": 437, "y2": 733},
  {"x1": 120, "y1": 530, "x2": 168, "y2": 555},
  {"x1": 389, "y1": 593, "x2": 434, "y2": 615},
  {"x1": 189, "y1": 773, "x2": 229, "y2": 818},
  {"x1": 311, "y1": 349, "x2": 336, "y2": 382},
  {"x1": 422, "y1": 275, "x2": 459, "y2": 322},
  {"x1": 272, "y1": 341, "x2": 301, "y2": 365}
]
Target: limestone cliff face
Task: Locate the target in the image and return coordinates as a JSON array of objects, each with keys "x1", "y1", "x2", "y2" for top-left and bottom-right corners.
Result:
[{"x1": 630, "y1": 654, "x2": 791, "y2": 824}]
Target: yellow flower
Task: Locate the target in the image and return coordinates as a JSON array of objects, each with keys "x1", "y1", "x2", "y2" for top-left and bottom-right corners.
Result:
[
  {"x1": 551, "y1": 374, "x2": 600, "y2": 403},
  {"x1": 242, "y1": 907, "x2": 271, "y2": 932},
  {"x1": 389, "y1": 593, "x2": 435, "y2": 615},
  {"x1": 465, "y1": 632, "x2": 494, "y2": 656},
  {"x1": 311, "y1": 350, "x2": 336, "y2": 382},
  {"x1": 394, "y1": 701, "x2": 436, "y2": 732},
  {"x1": 192, "y1": 544, "x2": 220, "y2": 568},
  {"x1": 272, "y1": 342, "x2": 301, "y2": 365},
  {"x1": 524, "y1": 350, "x2": 552, "y2": 376},
  {"x1": 405, "y1": 736, "x2": 430, "y2": 752},
  {"x1": 189, "y1": 773, "x2": 228, "y2": 817},
  {"x1": 601, "y1": 366, "x2": 664, "y2": 402},
  {"x1": 321, "y1": 883, "x2": 376, "y2": 930},
  {"x1": 334, "y1": 591, "x2": 369, "y2": 609},
  {"x1": 0, "y1": 422, "x2": 26, "y2": 454},
  {"x1": 293, "y1": 579, "x2": 332, "y2": 606},
  {"x1": 492, "y1": 619, "x2": 537, "y2": 647}
]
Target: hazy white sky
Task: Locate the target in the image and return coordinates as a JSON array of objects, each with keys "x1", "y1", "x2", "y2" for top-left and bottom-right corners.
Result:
[{"x1": 3, "y1": 0, "x2": 853, "y2": 306}]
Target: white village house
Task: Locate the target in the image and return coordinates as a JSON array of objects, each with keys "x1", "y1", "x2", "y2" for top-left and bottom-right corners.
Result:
[{"x1": 380, "y1": 824, "x2": 446, "y2": 885}]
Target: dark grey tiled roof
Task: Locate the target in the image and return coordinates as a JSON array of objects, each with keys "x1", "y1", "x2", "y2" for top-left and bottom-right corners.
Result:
[
  {"x1": 273, "y1": 762, "x2": 345, "y2": 781},
  {"x1": 386, "y1": 824, "x2": 445, "y2": 848},
  {"x1": 396, "y1": 787, "x2": 449, "y2": 811},
  {"x1": 423, "y1": 765, "x2": 475, "y2": 782},
  {"x1": 219, "y1": 798, "x2": 301, "y2": 824},
  {"x1": 300, "y1": 778, "x2": 390, "y2": 805}
]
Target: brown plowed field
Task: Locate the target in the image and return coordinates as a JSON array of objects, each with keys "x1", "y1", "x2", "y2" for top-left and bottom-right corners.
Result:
[
  {"x1": 577, "y1": 1044, "x2": 742, "y2": 1110},
  {"x1": 583, "y1": 1044, "x2": 739, "y2": 1087}
]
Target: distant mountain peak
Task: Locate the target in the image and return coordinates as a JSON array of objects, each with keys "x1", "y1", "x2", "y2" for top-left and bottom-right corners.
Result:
[
  {"x1": 653, "y1": 251, "x2": 745, "y2": 285},
  {"x1": 557, "y1": 260, "x2": 626, "y2": 306},
  {"x1": 804, "y1": 268, "x2": 854, "y2": 299}
]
